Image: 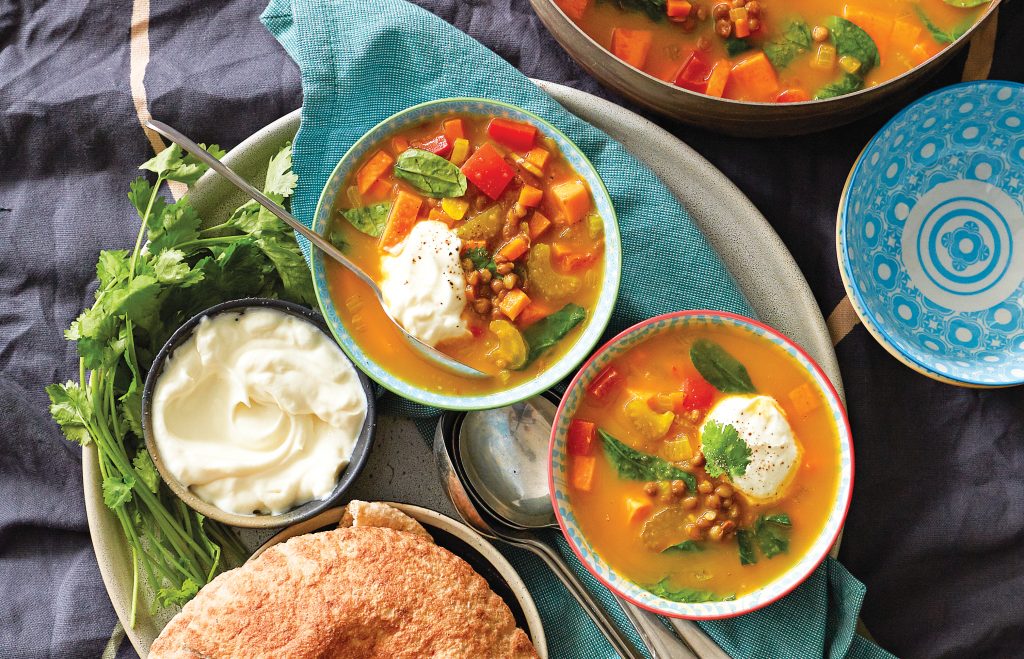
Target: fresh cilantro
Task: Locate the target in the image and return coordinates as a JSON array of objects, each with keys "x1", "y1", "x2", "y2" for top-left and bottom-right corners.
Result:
[
  {"x1": 690, "y1": 339, "x2": 755, "y2": 394},
  {"x1": 598, "y1": 429, "x2": 698, "y2": 491},
  {"x1": 644, "y1": 577, "x2": 730, "y2": 603},
  {"x1": 724, "y1": 37, "x2": 752, "y2": 58},
  {"x1": 46, "y1": 140, "x2": 302, "y2": 622},
  {"x1": 737, "y1": 529, "x2": 758, "y2": 565},
  {"x1": 465, "y1": 246, "x2": 497, "y2": 273},
  {"x1": 701, "y1": 421, "x2": 751, "y2": 480}
]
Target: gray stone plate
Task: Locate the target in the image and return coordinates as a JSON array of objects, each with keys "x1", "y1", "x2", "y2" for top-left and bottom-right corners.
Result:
[{"x1": 83, "y1": 81, "x2": 842, "y2": 657}]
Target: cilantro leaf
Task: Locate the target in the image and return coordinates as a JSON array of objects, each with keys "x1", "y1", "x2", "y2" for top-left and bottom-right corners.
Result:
[
  {"x1": 146, "y1": 199, "x2": 202, "y2": 256},
  {"x1": 644, "y1": 577, "x2": 729, "y2": 603},
  {"x1": 701, "y1": 421, "x2": 751, "y2": 480},
  {"x1": 261, "y1": 142, "x2": 298, "y2": 197},
  {"x1": 119, "y1": 379, "x2": 144, "y2": 438},
  {"x1": 255, "y1": 232, "x2": 315, "y2": 304},
  {"x1": 97, "y1": 250, "x2": 131, "y2": 290},
  {"x1": 156, "y1": 578, "x2": 199, "y2": 607},
  {"x1": 45, "y1": 382, "x2": 93, "y2": 446},
  {"x1": 465, "y1": 246, "x2": 497, "y2": 273},
  {"x1": 102, "y1": 475, "x2": 135, "y2": 509},
  {"x1": 128, "y1": 177, "x2": 166, "y2": 221},
  {"x1": 141, "y1": 143, "x2": 225, "y2": 185},
  {"x1": 132, "y1": 449, "x2": 160, "y2": 494},
  {"x1": 151, "y1": 249, "x2": 203, "y2": 287},
  {"x1": 598, "y1": 429, "x2": 697, "y2": 491}
]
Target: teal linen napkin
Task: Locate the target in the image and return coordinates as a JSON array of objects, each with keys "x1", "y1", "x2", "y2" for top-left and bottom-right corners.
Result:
[{"x1": 261, "y1": 2, "x2": 892, "y2": 657}]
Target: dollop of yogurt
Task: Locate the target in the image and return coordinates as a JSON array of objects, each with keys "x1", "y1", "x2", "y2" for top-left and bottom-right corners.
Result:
[
  {"x1": 700, "y1": 395, "x2": 800, "y2": 502},
  {"x1": 379, "y1": 220, "x2": 470, "y2": 347},
  {"x1": 151, "y1": 308, "x2": 368, "y2": 515}
]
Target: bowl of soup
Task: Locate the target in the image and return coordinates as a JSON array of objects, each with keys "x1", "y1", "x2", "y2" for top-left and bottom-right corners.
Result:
[
  {"x1": 530, "y1": 0, "x2": 999, "y2": 135},
  {"x1": 311, "y1": 98, "x2": 621, "y2": 410},
  {"x1": 549, "y1": 311, "x2": 853, "y2": 618}
]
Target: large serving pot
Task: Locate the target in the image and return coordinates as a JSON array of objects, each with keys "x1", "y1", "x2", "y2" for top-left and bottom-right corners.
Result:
[{"x1": 529, "y1": 0, "x2": 1001, "y2": 136}]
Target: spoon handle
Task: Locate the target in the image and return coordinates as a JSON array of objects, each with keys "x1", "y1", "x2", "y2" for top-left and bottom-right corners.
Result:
[
  {"x1": 514, "y1": 537, "x2": 645, "y2": 659},
  {"x1": 145, "y1": 120, "x2": 381, "y2": 295}
]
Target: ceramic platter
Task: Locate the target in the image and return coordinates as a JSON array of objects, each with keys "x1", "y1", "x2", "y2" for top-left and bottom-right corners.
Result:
[{"x1": 84, "y1": 81, "x2": 844, "y2": 657}]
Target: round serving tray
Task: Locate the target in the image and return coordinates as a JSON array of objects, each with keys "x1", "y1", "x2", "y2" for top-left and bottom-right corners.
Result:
[{"x1": 84, "y1": 81, "x2": 844, "y2": 657}]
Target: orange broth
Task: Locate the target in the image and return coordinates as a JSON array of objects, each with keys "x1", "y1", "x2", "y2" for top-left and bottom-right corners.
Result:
[
  {"x1": 557, "y1": 0, "x2": 991, "y2": 102},
  {"x1": 567, "y1": 322, "x2": 841, "y2": 599},
  {"x1": 327, "y1": 114, "x2": 605, "y2": 396}
]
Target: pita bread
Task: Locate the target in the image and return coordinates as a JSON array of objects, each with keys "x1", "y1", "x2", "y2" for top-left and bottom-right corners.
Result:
[{"x1": 150, "y1": 502, "x2": 538, "y2": 658}]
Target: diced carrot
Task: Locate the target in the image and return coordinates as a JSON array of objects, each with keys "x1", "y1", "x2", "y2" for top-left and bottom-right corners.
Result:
[
  {"x1": 551, "y1": 179, "x2": 591, "y2": 225},
  {"x1": 488, "y1": 118, "x2": 537, "y2": 152},
  {"x1": 443, "y1": 118, "x2": 465, "y2": 142},
  {"x1": 611, "y1": 28, "x2": 653, "y2": 69},
  {"x1": 498, "y1": 289, "x2": 531, "y2": 321},
  {"x1": 496, "y1": 234, "x2": 530, "y2": 261},
  {"x1": 356, "y1": 150, "x2": 395, "y2": 195},
  {"x1": 559, "y1": 0, "x2": 590, "y2": 21},
  {"x1": 518, "y1": 185, "x2": 543, "y2": 208},
  {"x1": 705, "y1": 60, "x2": 730, "y2": 98},
  {"x1": 528, "y1": 211, "x2": 551, "y2": 240},
  {"x1": 788, "y1": 382, "x2": 821, "y2": 416},
  {"x1": 729, "y1": 52, "x2": 779, "y2": 102},
  {"x1": 571, "y1": 455, "x2": 596, "y2": 491},
  {"x1": 427, "y1": 207, "x2": 453, "y2": 226},
  {"x1": 525, "y1": 148, "x2": 550, "y2": 171},
  {"x1": 733, "y1": 18, "x2": 750, "y2": 39},
  {"x1": 379, "y1": 190, "x2": 422, "y2": 249},
  {"x1": 516, "y1": 301, "x2": 552, "y2": 327},
  {"x1": 391, "y1": 136, "x2": 410, "y2": 153},
  {"x1": 461, "y1": 239, "x2": 486, "y2": 253},
  {"x1": 367, "y1": 178, "x2": 393, "y2": 200},
  {"x1": 552, "y1": 243, "x2": 598, "y2": 270},
  {"x1": 624, "y1": 496, "x2": 653, "y2": 524},
  {"x1": 666, "y1": 0, "x2": 691, "y2": 18},
  {"x1": 842, "y1": 5, "x2": 894, "y2": 60}
]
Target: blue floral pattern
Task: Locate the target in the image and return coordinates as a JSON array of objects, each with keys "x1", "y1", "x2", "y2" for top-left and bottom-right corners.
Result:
[{"x1": 839, "y1": 82, "x2": 1024, "y2": 387}]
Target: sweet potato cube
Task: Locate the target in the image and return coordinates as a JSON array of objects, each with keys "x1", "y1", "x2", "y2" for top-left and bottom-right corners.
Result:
[
  {"x1": 356, "y1": 150, "x2": 395, "y2": 194},
  {"x1": 559, "y1": 0, "x2": 590, "y2": 21},
  {"x1": 498, "y1": 289, "x2": 531, "y2": 321},
  {"x1": 730, "y1": 52, "x2": 780, "y2": 102},
  {"x1": 518, "y1": 185, "x2": 543, "y2": 208},
  {"x1": 551, "y1": 179, "x2": 591, "y2": 225},
  {"x1": 611, "y1": 28, "x2": 653, "y2": 69},
  {"x1": 788, "y1": 382, "x2": 821, "y2": 417},
  {"x1": 528, "y1": 211, "x2": 552, "y2": 240},
  {"x1": 625, "y1": 496, "x2": 653, "y2": 524},
  {"x1": 379, "y1": 191, "x2": 422, "y2": 249}
]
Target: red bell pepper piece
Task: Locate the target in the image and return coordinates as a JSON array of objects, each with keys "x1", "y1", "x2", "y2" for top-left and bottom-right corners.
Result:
[
  {"x1": 567, "y1": 419, "x2": 597, "y2": 456},
  {"x1": 461, "y1": 143, "x2": 515, "y2": 200},
  {"x1": 588, "y1": 365, "x2": 624, "y2": 400},
  {"x1": 679, "y1": 375, "x2": 715, "y2": 415},
  {"x1": 487, "y1": 118, "x2": 537, "y2": 152},
  {"x1": 415, "y1": 134, "x2": 453, "y2": 157},
  {"x1": 674, "y1": 51, "x2": 713, "y2": 93},
  {"x1": 776, "y1": 88, "x2": 810, "y2": 103}
]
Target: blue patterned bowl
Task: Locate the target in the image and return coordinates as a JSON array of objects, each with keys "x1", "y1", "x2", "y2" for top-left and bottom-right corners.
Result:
[
  {"x1": 311, "y1": 98, "x2": 621, "y2": 410},
  {"x1": 549, "y1": 311, "x2": 854, "y2": 619},
  {"x1": 838, "y1": 81, "x2": 1024, "y2": 387}
]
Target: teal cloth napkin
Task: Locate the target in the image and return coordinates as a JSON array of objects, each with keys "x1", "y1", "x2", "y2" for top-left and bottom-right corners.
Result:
[{"x1": 261, "y1": 1, "x2": 893, "y2": 657}]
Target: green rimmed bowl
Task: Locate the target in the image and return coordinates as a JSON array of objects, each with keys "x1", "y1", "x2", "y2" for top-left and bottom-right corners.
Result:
[{"x1": 310, "y1": 98, "x2": 622, "y2": 411}]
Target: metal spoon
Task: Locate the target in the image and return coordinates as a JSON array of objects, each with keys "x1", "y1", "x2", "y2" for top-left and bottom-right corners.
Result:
[
  {"x1": 459, "y1": 396, "x2": 712, "y2": 659},
  {"x1": 433, "y1": 413, "x2": 644, "y2": 659},
  {"x1": 145, "y1": 119, "x2": 487, "y2": 379}
]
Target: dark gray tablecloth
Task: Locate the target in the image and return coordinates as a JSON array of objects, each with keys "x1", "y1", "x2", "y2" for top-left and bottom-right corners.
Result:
[{"x1": 1, "y1": 2, "x2": 1021, "y2": 657}]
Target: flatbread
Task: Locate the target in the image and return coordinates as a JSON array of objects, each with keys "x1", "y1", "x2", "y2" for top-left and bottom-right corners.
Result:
[
  {"x1": 150, "y1": 503, "x2": 537, "y2": 658},
  {"x1": 340, "y1": 500, "x2": 431, "y2": 538}
]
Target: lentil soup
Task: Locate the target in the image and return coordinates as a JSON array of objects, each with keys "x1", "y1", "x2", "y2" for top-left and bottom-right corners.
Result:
[
  {"x1": 555, "y1": 0, "x2": 992, "y2": 102},
  {"x1": 564, "y1": 320, "x2": 841, "y2": 601},
  {"x1": 326, "y1": 113, "x2": 606, "y2": 396}
]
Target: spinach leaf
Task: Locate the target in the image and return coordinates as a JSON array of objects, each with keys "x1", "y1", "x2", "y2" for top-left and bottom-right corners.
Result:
[
  {"x1": 600, "y1": 0, "x2": 666, "y2": 22},
  {"x1": 393, "y1": 148, "x2": 467, "y2": 198},
  {"x1": 690, "y1": 339, "x2": 755, "y2": 393},
  {"x1": 465, "y1": 246, "x2": 497, "y2": 274},
  {"x1": 915, "y1": 6, "x2": 974, "y2": 44},
  {"x1": 341, "y1": 202, "x2": 390, "y2": 237},
  {"x1": 737, "y1": 529, "x2": 758, "y2": 565},
  {"x1": 645, "y1": 577, "x2": 730, "y2": 603},
  {"x1": 724, "y1": 37, "x2": 752, "y2": 58},
  {"x1": 736, "y1": 513, "x2": 792, "y2": 565},
  {"x1": 754, "y1": 513, "x2": 792, "y2": 558},
  {"x1": 814, "y1": 73, "x2": 864, "y2": 100},
  {"x1": 763, "y1": 20, "x2": 813, "y2": 69},
  {"x1": 701, "y1": 421, "x2": 751, "y2": 480},
  {"x1": 826, "y1": 16, "x2": 879, "y2": 73},
  {"x1": 519, "y1": 303, "x2": 586, "y2": 367},
  {"x1": 663, "y1": 540, "x2": 704, "y2": 553},
  {"x1": 598, "y1": 429, "x2": 698, "y2": 490}
]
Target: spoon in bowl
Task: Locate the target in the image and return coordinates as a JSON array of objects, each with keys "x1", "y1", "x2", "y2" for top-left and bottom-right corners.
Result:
[
  {"x1": 145, "y1": 119, "x2": 487, "y2": 380},
  {"x1": 458, "y1": 396, "x2": 730, "y2": 659}
]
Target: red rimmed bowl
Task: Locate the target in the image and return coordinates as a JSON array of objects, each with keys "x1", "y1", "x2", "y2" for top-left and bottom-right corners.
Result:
[{"x1": 548, "y1": 310, "x2": 853, "y2": 619}]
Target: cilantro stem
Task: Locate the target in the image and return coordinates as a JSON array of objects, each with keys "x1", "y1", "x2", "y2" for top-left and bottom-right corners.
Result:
[
  {"x1": 174, "y1": 235, "x2": 240, "y2": 252},
  {"x1": 129, "y1": 175, "x2": 166, "y2": 279}
]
